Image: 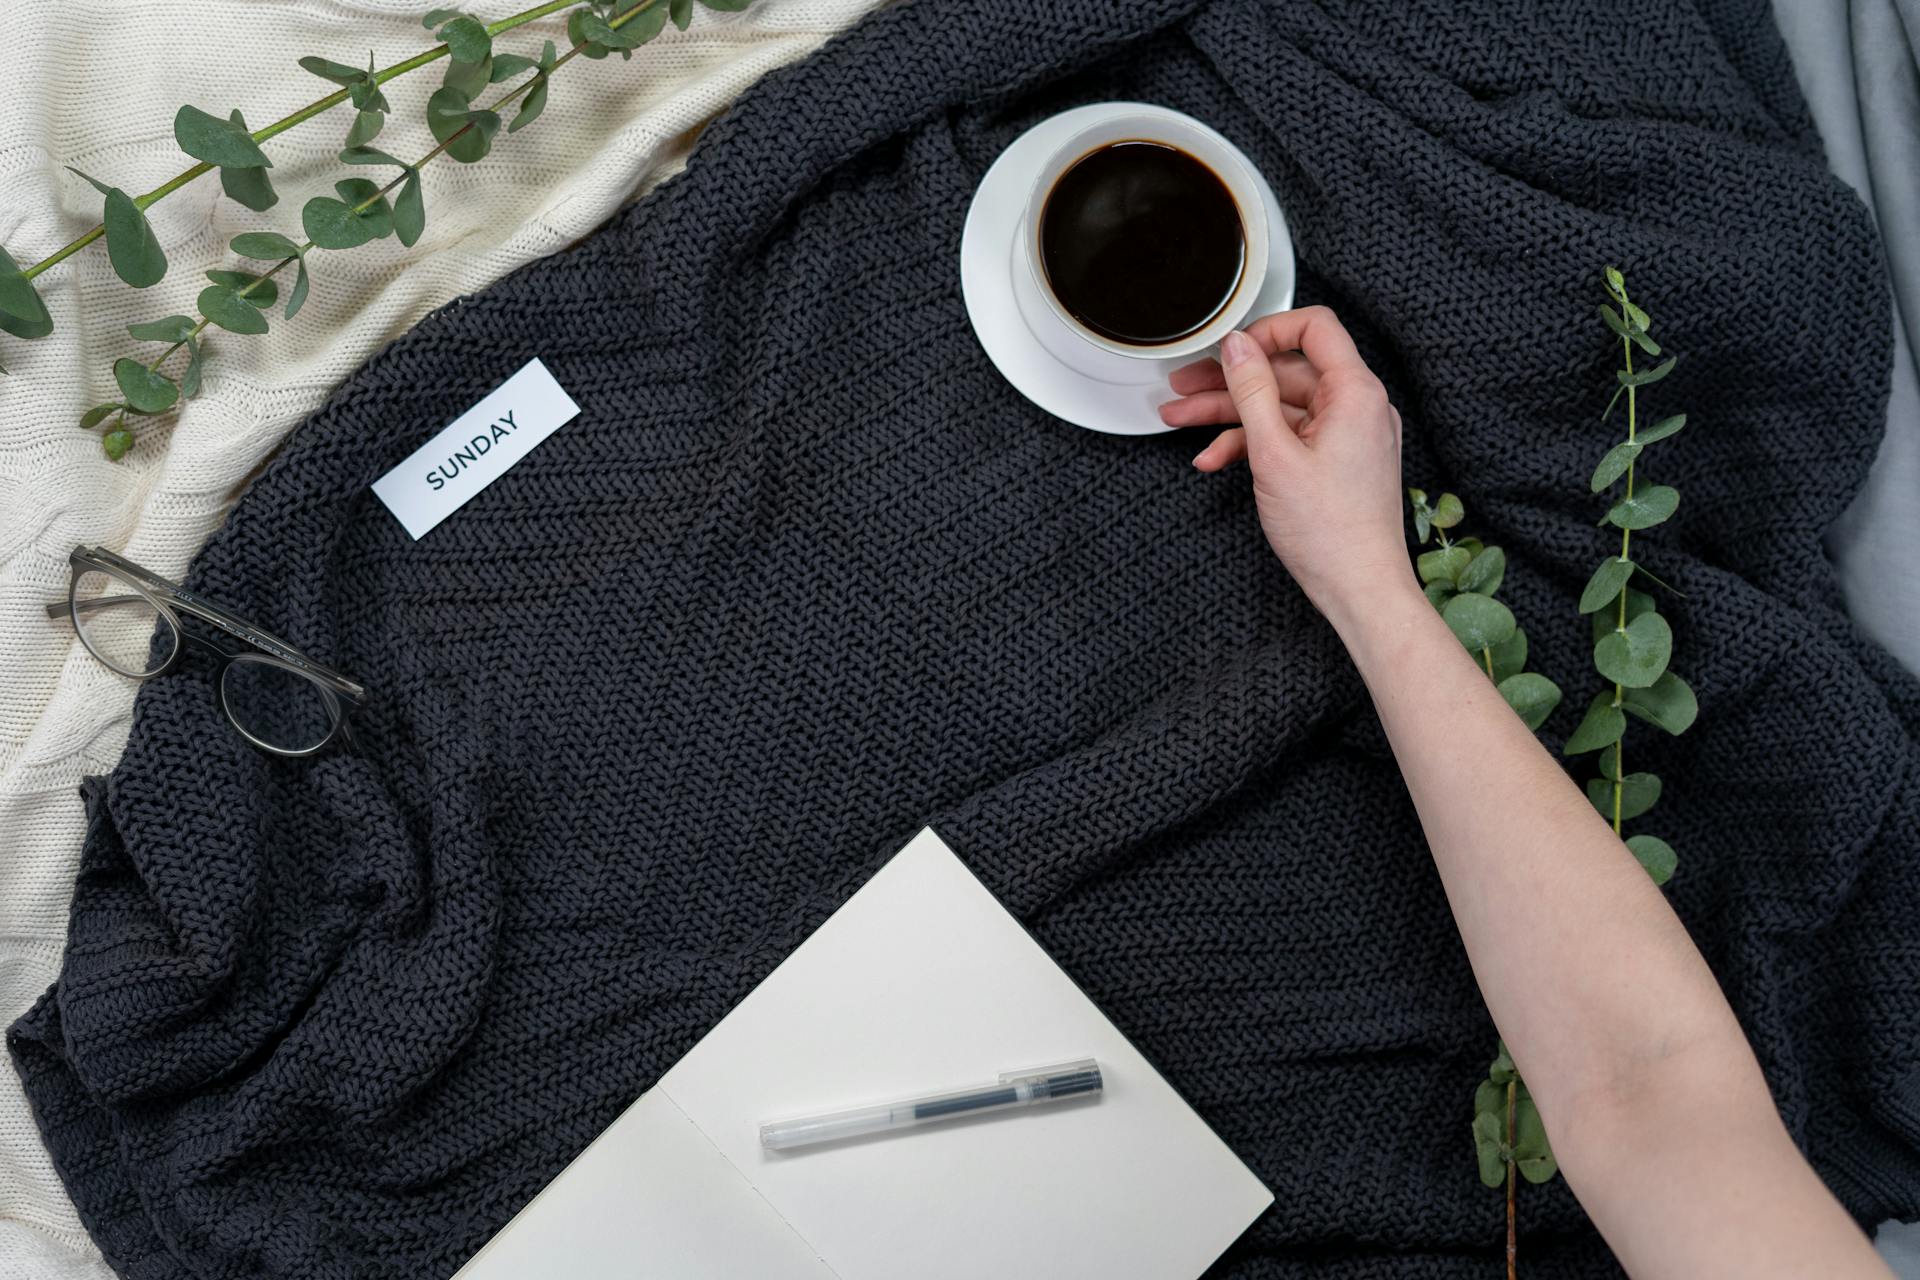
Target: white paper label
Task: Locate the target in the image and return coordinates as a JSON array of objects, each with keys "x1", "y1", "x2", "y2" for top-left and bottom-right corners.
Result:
[{"x1": 371, "y1": 357, "x2": 581, "y2": 539}]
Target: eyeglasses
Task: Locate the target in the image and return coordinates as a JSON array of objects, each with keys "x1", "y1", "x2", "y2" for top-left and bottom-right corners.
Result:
[{"x1": 47, "y1": 545, "x2": 366, "y2": 757}]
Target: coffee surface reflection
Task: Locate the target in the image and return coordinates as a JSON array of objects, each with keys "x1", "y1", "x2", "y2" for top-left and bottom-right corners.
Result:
[{"x1": 1038, "y1": 140, "x2": 1245, "y2": 347}]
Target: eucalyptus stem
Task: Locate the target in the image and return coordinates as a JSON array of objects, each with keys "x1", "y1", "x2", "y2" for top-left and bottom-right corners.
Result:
[
  {"x1": 101, "y1": 0, "x2": 665, "y2": 450},
  {"x1": 1505, "y1": 1078, "x2": 1518, "y2": 1280},
  {"x1": 1610, "y1": 289, "x2": 1640, "y2": 835},
  {"x1": 22, "y1": 0, "x2": 584, "y2": 281}
]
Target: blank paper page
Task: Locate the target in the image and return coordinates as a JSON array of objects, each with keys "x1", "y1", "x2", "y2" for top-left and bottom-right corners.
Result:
[{"x1": 656, "y1": 827, "x2": 1272, "y2": 1280}]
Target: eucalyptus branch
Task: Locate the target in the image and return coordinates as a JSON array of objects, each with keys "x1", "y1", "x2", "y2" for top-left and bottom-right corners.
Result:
[
  {"x1": 1405, "y1": 489, "x2": 1566, "y2": 1270},
  {"x1": 1564, "y1": 266, "x2": 1696, "y2": 876},
  {"x1": 1453, "y1": 266, "x2": 1700, "y2": 1275},
  {"x1": 74, "y1": 0, "x2": 743, "y2": 456},
  {"x1": 1406, "y1": 489, "x2": 1563, "y2": 731},
  {"x1": 17, "y1": 0, "x2": 584, "y2": 283}
]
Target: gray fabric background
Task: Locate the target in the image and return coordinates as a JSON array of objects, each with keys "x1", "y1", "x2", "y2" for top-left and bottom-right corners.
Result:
[
  {"x1": 1768, "y1": 2, "x2": 1920, "y2": 1269},
  {"x1": 1781, "y1": 0, "x2": 1920, "y2": 681}
]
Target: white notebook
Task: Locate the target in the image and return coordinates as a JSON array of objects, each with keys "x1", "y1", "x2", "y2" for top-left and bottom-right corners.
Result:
[{"x1": 455, "y1": 828, "x2": 1272, "y2": 1279}]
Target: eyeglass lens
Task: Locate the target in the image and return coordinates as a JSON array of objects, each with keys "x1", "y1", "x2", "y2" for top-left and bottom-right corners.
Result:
[
  {"x1": 72, "y1": 569, "x2": 179, "y2": 677},
  {"x1": 219, "y1": 655, "x2": 340, "y2": 754}
]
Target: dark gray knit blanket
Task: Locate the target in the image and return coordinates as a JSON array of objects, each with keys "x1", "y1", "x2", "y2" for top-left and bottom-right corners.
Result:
[{"x1": 12, "y1": 0, "x2": 1920, "y2": 1276}]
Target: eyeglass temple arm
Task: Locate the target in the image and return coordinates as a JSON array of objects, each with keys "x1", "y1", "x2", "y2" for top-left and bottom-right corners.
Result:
[{"x1": 50, "y1": 594, "x2": 366, "y2": 704}]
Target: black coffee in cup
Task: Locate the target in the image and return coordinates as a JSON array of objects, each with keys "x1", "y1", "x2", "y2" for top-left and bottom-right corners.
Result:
[{"x1": 1039, "y1": 140, "x2": 1245, "y2": 347}]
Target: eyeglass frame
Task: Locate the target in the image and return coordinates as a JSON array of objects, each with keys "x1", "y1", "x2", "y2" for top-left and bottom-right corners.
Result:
[{"x1": 47, "y1": 545, "x2": 367, "y2": 757}]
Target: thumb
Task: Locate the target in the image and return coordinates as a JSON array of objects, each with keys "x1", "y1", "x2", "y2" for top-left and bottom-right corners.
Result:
[{"x1": 1220, "y1": 330, "x2": 1304, "y2": 475}]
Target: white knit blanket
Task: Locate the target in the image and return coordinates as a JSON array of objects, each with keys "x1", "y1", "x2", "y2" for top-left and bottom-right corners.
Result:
[{"x1": 0, "y1": 2, "x2": 879, "y2": 1275}]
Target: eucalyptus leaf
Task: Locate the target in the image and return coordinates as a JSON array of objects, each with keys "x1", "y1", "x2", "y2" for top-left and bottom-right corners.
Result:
[
  {"x1": 1578, "y1": 556, "x2": 1634, "y2": 614},
  {"x1": 230, "y1": 231, "x2": 302, "y2": 260},
  {"x1": 1563, "y1": 692, "x2": 1626, "y2": 755},
  {"x1": 339, "y1": 145, "x2": 410, "y2": 169},
  {"x1": 490, "y1": 53, "x2": 538, "y2": 79},
  {"x1": 443, "y1": 53, "x2": 491, "y2": 98},
  {"x1": 285, "y1": 258, "x2": 310, "y2": 319},
  {"x1": 1430, "y1": 492, "x2": 1464, "y2": 529},
  {"x1": 215, "y1": 109, "x2": 279, "y2": 211},
  {"x1": 1413, "y1": 506, "x2": 1431, "y2": 544},
  {"x1": 1472, "y1": 1111, "x2": 1506, "y2": 1188},
  {"x1": 0, "y1": 245, "x2": 53, "y2": 339},
  {"x1": 670, "y1": 0, "x2": 693, "y2": 28},
  {"x1": 180, "y1": 336, "x2": 205, "y2": 397},
  {"x1": 1621, "y1": 672, "x2": 1698, "y2": 736},
  {"x1": 422, "y1": 6, "x2": 464, "y2": 25},
  {"x1": 1601, "y1": 382, "x2": 1625, "y2": 423},
  {"x1": 1474, "y1": 1079, "x2": 1504, "y2": 1119},
  {"x1": 174, "y1": 104, "x2": 272, "y2": 169},
  {"x1": 70, "y1": 171, "x2": 168, "y2": 289},
  {"x1": 344, "y1": 109, "x2": 385, "y2": 148},
  {"x1": 1639, "y1": 413, "x2": 1686, "y2": 445},
  {"x1": 1442, "y1": 592, "x2": 1516, "y2": 652},
  {"x1": 219, "y1": 116, "x2": 279, "y2": 213},
  {"x1": 608, "y1": 2, "x2": 668, "y2": 44},
  {"x1": 1457, "y1": 545, "x2": 1505, "y2": 595},
  {"x1": 1616, "y1": 355, "x2": 1677, "y2": 388},
  {"x1": 1606, "y1": 485, "x2": 1680, "y2": 531},
  {"x1": 205, "y1": 269, "x2": 278, "y2": 307},
  {"x1": 79, "y1": 403, "x2": 122, "y2": 429},
  {"x1": 112, "y1": 357, "x2": 178, "y2": 413},
  {"x1": 1594, "y1": 610, "x2": 1673, "y2": 688},
  {"x1": 510, "y1": 77, "x2": 549, "y2": 132},
  {"x1": 437, "y1": 14, "x2": 492, "y2": 62},
  {"x1": 394, "y1": 171, "x2": 425, "y2": 247},
  {"x1": 102, "y1": 428, "x2": 134, "y2": 460},
  {"x1": 333, "y1": 178, "x2": 394, "y2": 237},
  {"x1": 1417, "y1": 546, "x2": 1469, "y2": 587},
  {"x1": 1622, "y1": 300, "x2": 1651, "y2": 332},
  {"x1": 1590, "y1": 440, "x2": 1641, "y2": 492},
  {"x1": 1585, "y1": 772, "x2": 1661, "y2": 822},
  {"x1": 1512, "y1": 1096, "x2": 1558, "y2": 1183},
  {"x1": 302, "y1": 197, "x2": 374, "y2": 249},
  {"x1": 1592, "y1": 586, "x2": 1655, "y2": 645},
  {"x1": 569, "y1": 9, "x2": 611, "y2": 57},
  {"x1": 1498, "y1": 672, "x2": 1562, "y2": 731},
  {"x1": 1598, "y1": 742, "x2": 1622, "y2": 781},
  {"x1": 197, "y1": 283, "x2": 270, "y2": 334},
  {"x1": 575, "y1": 9, "x2": 620, "y2": 45},
  {"x1": 299, "y1": 56, "x2": 367, "y2": 85},
  {"x1": 1488, "y1": 626, "x2": 1527, "y2": 683},
  {"x1": 1599, "y1": 303, "x2": 1629, "y2": 341},
  {"x1": 427, "y1": 87, "x2": 500, "y2": 163},
  {"x1": 1604, "y1": 265, "x2": 1624, "y2": 293},
  {"x1": 1625, "y1": 834, "x2": 1677, "y2": 886},
  {"x1": 1422, "y1": 581, "x2": 1454, "y2": 612},
  {"x1": 1489, "y1": 1042, "x2": 1515, "y2": 1083},
  {"x1": 126, "y1": 315, "x2": 196, "y2": 343}
]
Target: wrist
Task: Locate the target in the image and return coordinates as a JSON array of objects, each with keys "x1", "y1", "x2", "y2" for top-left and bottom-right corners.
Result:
[{"x1": 1319, "y1": 571, "x2": 1432, "y2": 667}]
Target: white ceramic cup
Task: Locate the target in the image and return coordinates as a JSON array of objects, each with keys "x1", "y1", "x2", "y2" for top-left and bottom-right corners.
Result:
[{"x1": 1020, "y1": 107, "x2": 1270, "y2": 363}]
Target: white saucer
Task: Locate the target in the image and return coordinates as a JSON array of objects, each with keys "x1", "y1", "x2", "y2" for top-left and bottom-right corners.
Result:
[{"x1": 961, "y1": 103, "x2": 1296, "y2": 436}]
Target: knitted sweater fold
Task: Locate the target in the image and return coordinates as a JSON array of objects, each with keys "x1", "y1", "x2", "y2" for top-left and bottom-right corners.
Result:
[{"x1": 11, "y1": 0, "x2": 1920, "y2": 1276}]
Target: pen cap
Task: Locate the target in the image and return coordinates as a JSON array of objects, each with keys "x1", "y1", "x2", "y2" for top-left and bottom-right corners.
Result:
[{"x1": 998, "y1": 1058, "x2": 1103, "y2": 1101}]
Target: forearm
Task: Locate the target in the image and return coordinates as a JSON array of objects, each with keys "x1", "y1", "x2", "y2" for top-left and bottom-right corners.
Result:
[
  {"x1": 1326, "y1": 579, "x2": 1888, "y2": 1277},
  {"x1": 1328, "y1": 579, "x2": 1736, "y2": 1104}
]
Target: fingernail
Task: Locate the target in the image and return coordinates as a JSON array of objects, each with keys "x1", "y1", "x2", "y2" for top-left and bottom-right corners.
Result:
[{"x1": 1221, "y1": 330, "x2": 1256, "y2": 369}]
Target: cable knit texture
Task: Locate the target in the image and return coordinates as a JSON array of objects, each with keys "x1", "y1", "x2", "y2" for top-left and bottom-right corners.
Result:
[{"x1": 10, "y1": 0, "x2": 1920, "y2": 1276}]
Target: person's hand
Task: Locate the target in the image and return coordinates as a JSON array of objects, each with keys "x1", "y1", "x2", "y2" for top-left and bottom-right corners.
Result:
[{"x1": 1158, "y1": 306, "x2": 1419, "y2": 630}]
